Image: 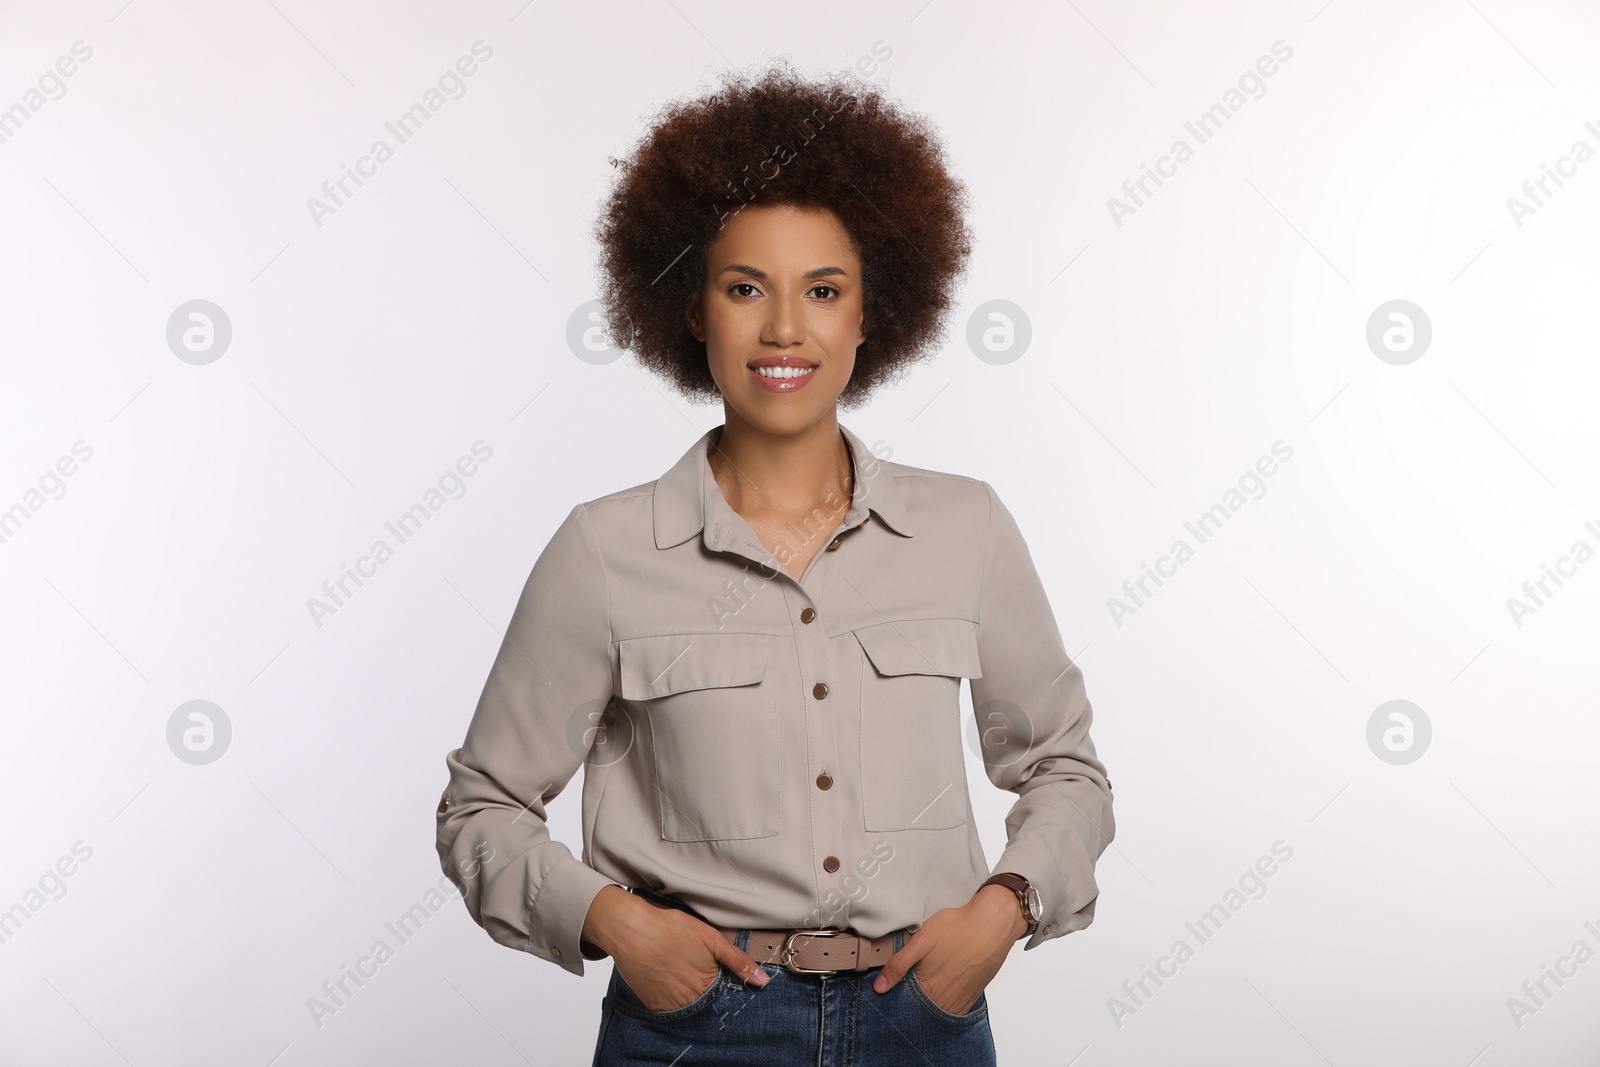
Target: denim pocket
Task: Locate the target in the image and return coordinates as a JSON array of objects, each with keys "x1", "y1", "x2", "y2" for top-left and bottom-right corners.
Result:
[
  {"x1": 905, "y1": 966, "x2": 988, "y2": 1025},
  {"x1": 613, "y1": 964, "x2": 725, "y2": 1021}
]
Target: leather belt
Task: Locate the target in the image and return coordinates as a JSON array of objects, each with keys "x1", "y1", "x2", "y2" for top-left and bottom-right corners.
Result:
[{"x1": 716, "y1": 926, "x2": 898, "y2": 975}]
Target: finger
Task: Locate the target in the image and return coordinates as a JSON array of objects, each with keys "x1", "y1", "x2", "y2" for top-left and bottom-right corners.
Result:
[
  {"x1": 707, "y1": 938, "x2": 771, "y2": 986},
  {"x1": 873, "y1": 942, "x2": 923, "y2": 993}
]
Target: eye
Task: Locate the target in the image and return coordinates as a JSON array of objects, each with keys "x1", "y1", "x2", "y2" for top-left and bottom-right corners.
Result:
[
  {"x1": 809, "y1": 284, "x2": 840, "y2": 300},
  {"x1": 729, "y1": 282, "x2": 761, "y2": 298}
]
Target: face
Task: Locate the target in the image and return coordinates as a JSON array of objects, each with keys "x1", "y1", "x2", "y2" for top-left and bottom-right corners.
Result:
[{"x1": 685, "y1": 203, "x2": 865, "y2": 435}]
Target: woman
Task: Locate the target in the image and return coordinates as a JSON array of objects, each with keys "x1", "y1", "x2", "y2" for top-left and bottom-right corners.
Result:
[{"x1": 435, "y1": 59, "x2": 1115, "y2": 1066}]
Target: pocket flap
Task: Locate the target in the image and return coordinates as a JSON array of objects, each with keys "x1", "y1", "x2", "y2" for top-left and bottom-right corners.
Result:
[
  {"x1": 853, "y1": 617, "x2": 983, "y2": 679},
  {"x1": 618, "y1": 632, "x2": 772, "y2": 699}
]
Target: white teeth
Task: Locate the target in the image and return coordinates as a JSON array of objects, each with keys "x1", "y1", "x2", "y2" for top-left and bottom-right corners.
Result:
[{"x1": 753, "y1": 365, "x2": 816, "y2": 379}]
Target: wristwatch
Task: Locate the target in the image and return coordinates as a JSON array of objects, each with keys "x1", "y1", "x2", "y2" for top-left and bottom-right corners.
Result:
[{"x1": 981, "y1": 872, "x2": 1042, "y2": 939}]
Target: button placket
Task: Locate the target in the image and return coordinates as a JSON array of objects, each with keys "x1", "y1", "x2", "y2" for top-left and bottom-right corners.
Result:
[
  {"x1": 807, "y1": 617, "x2": 844, "y2": 893},
  {"x1": 791, "y1": 580, "x2": 849, "y2": 918},
  {"x1": 705, "y1": 481, "x2": 868, "y2": 913}
]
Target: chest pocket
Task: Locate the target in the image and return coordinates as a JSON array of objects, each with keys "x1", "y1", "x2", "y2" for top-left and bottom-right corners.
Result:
[
  {"x1": 852, "y1": 617, "x2": 983, "y2": 832},
  {"x1": 619, "y1": 631, "x2": 779, "y2": 843}
]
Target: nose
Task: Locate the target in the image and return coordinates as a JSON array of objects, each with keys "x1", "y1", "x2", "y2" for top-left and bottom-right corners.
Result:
[{"x1": 761, "y1": 289, "x2": 805, "y2": 348}]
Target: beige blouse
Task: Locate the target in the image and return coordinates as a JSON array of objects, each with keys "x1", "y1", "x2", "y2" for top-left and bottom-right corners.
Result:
[{"x1": 435, "y1": 422, "x2": 1115, "y2": 976}]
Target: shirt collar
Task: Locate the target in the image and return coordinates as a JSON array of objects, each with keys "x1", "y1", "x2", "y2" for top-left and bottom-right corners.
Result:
[{"x1": 653, "y1": 422, "x2": 915, "y2": 551}]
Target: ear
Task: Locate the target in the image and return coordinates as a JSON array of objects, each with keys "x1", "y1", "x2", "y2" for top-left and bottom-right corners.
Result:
[{"x1": 684, "y1": 292, "x2": 704, "y2": 342}]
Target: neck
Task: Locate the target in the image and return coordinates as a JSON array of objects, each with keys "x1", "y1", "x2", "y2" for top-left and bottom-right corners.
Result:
[{"x1": 707, "y1": 413, "x2": 854, "y2": 519}]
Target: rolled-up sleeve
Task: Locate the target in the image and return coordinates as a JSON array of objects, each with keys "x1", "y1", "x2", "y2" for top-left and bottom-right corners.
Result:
[
  {"x1": 970, "y1": 480, "x2": 1115, "y2": 950},
  {"x1": 435, "y1": 502, "x2": 626, "y2": 976}
]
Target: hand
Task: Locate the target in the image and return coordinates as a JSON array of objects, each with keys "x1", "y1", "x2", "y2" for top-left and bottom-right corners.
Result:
[
  {"x1": 870, "y1": 884, "x2": 1026, "y2": 1016},
  {"x1": 582, "y1": 886, "x2": 770, "y2": 1012}
]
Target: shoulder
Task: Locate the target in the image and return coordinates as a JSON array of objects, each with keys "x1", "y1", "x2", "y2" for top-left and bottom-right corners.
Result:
[
  {"x1": 545, "y1": 477, "x2": 659, "y2": 551},
  {"x1": 576, "y1": 477, "x2": 658, "y2": 514},
  {"x1": 873, "y1": 452, "x2": 996, "y2": 513}
]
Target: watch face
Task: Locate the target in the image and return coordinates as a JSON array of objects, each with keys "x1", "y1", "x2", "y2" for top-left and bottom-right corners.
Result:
[{"x1": 1024, "y1": 885, "x2": 1043, "y2": 921}]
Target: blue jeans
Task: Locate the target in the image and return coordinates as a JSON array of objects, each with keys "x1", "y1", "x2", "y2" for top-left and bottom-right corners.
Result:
[{"x1": 591, "y1": 927, "x2": 998, "y2": 1066}]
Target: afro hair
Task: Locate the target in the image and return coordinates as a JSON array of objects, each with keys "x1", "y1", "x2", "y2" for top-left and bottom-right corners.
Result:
[{"x1": 591, "y1": 56, "x2": 974, "y2": 408}]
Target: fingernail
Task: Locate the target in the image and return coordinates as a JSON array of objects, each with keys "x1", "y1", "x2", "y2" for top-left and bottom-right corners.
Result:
[
  {"x1": 752, "y1": 969, "x2": 770, "y2": 986},
  {"x1": 874, "y1": 976, "x2": 887, "y2": 993}
]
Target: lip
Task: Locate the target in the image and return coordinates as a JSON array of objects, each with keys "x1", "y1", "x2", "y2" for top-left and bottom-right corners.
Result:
[{"x1": 747, "y1": 356, "x2": 819, "y2": 394}]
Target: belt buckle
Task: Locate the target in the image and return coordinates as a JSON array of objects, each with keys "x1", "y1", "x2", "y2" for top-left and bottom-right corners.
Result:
[{"x1": 779, "y1": 928, "x2": 848, "y2": 974}]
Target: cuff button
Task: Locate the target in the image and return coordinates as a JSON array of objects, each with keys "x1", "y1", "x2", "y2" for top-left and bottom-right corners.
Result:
[{"x1": 438, "y1": 795, "x2": 451, "y2": 814}]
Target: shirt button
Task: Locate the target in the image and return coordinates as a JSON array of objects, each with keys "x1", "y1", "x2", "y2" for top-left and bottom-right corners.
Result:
[
  {"x1": 801, "y1": 607, "x2": 816, "y2": 624},
  {"x1": 826, "y1": 538, "x2": 842, "y2": 551},
  {"x1": 1043, "y1": 924, "x2": 1053, "y2": 934},
  {"x1": 823, "y1": 855, "x2": 840, "y2": 873},
  {"x1": 812, "y1": 682, "x2": 828, "y2": 699},
  {"x1": 816, "y1": 772, "x2": 833, "y2": 790},
  {"x1": 552, "y1": 946, "x2": 562, "y2": 958}
]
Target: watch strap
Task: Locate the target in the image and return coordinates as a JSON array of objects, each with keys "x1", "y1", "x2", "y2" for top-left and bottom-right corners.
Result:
[{"x1": 981, "y1": 872, "x2": 1038, "y2": 938}]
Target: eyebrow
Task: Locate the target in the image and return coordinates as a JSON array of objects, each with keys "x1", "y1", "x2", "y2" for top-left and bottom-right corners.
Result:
[{"x1": 717, "y1": 263, "x2": 850, "y2": 280}]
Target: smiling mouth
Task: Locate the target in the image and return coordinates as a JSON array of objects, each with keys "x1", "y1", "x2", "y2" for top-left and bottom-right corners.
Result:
[{"x1": 750, "y1": 364, "x2": 818, "y2": 379}]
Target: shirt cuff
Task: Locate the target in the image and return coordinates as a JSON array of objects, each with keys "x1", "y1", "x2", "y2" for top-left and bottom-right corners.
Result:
[
  {"x1": 989, "y1": 846, "x2": 1098, "y2": 952},
  {"x1": 527, "y1": 856, "x2": 627, "y2": 976}
]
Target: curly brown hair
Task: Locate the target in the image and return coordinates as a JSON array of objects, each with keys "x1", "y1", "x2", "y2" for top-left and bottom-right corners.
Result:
[{"x1": 591, "y1": 57, "x2": 974, "y2": 408}]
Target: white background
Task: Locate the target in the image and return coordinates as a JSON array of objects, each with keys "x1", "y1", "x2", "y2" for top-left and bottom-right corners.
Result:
[{"x1": 2, "y1": 1, "x2": 1598, "y2": 1064}]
